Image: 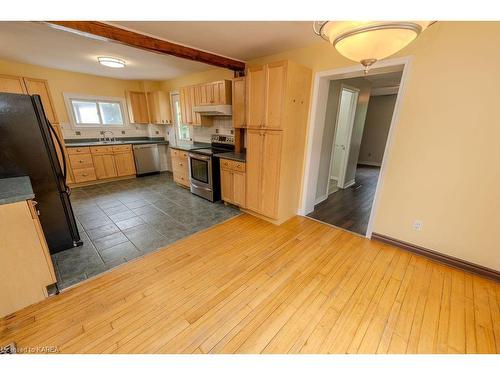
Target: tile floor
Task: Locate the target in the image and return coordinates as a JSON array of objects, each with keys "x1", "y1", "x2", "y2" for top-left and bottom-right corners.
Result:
[{"x1": 52, "y1": 172, "x2": 240, "y2": 289}]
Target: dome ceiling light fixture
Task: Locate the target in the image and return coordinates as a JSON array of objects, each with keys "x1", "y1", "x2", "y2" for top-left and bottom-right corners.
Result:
[
  {"x1": 97, "y1": 56, "x2": 126, "y2": 68},
  {"x1": 313, "y1": 21, "x2": 434, "y2": 73}
]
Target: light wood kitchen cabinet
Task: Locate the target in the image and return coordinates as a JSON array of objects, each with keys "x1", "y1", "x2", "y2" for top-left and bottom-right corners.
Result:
[
  {"x1": 246, "y1": 61, "x2": 287, "y2": 130},
  {"x1": 199, "y1": 80, "x2": 232, "y2": 105},
  {"x1": 126, "y1": 90, "x2": 150, "y2": 124},
  {"x1": 0, "y1": 200, "x2": 56, "y2": 317},
  {"x1": 244, "y1": 60, "x2": 312, "y2": 224},
  {"x1": 147, "y1": 91, "x2": 172, "y2": 125},
  {"x1": 220, "y1": 158, "x2": 246, "y2": 207},
  {"x1": 246, "y1": 130, "x2": 281, "y2": 218},
  {"x1": 232, "y1": 77, "x2": 246, "y2": 128},
  {"x1": 171, "y1": 148, "x2": 190, "y2": 187},
  {"x1": 114, "y1": 149, "x2": 136, "y2": 177},
  {"x1": 246, "y1": 65, "x2": 266, "y2": 128},
  {"x1": 23, "y1": 77, "x2": 59, "y2": 124},
  {"x1": 91, "y1": 145, "x2": 118, "y2": 180},
  {"x1": 0, "y1": 74, "x2": 27, "y2": 94},
  {"x1": 67, "y1": 144, "x2": 135, "y2": 185},
  {"x1": 179, "y1": 86, "x2": 193, "y2": 125},
  {"x1": 179, "y1": 85, "x2": 213, "y2": 127}
]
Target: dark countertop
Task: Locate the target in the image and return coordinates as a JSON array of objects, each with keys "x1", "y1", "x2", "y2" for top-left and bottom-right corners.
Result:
[
  {"x1": 170, "y1": 142, "x2": 211, "y2": 152},
  {"x1": 65, "y1": 137, "x2": 168, "y2": 148},
  {"x1": 0, "y1": 176, "x2": 35, "y2": 205},
  {"x1": 215, "y1": 151, "x2": 246, "y2": 162}
]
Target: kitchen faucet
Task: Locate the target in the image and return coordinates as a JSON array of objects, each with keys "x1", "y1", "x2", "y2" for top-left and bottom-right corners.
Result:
[{"x1": 100, "y1": 130, "x2": 115, "y2": 143}]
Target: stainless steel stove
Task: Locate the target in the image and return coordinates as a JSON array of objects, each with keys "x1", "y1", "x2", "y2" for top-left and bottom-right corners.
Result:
[{"x1": 188, "y1": 134, "x2": 234, "y2": 202}]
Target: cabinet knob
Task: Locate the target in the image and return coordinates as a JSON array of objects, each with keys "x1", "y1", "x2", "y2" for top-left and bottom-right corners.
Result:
[{"x1": 79, "y1": 160, "x2": 83, "y2": 163}]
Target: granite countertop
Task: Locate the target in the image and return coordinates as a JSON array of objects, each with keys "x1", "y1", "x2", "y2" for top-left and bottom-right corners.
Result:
[
  {"x1": 65, "y1": 137, "x2": 168, "y2": 148},
  {"x1": 170, "y1": 142, "x2": 211, "y2": 151},
  {"x1": 215, "y1": 151, "x2": 246, "y2": 162},
  {"x1": 0, "y1": 176, "x2": 35, "y2": 205}
]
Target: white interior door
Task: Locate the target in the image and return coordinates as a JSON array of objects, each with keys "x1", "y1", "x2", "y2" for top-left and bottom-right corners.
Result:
[{"x1": 329, "y1": 86, "x2": 359, "y2": 189}]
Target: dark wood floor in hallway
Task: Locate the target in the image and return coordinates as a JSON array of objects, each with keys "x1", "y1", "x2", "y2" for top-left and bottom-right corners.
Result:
[{"x1": 308, "y1": 165, "x2": 380, "y2": 235}]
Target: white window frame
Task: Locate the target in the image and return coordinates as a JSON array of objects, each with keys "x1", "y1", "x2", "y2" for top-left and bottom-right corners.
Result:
[{"x1": 64, "y1": 93, "x2": 130, "y2": 129}]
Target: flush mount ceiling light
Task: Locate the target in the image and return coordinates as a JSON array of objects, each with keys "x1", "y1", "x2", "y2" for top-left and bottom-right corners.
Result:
[
  {"x1": 314, "y1": 21, "x2": 433, "y2": 72},
  {"x1": 97, "y1": 56, "x2": 126, "y2": 68}
]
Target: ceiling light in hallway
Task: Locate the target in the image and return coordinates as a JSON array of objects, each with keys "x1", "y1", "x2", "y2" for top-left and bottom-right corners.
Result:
[{"x1": 314, "y1": 21, "x2": 433, "y2": 72}]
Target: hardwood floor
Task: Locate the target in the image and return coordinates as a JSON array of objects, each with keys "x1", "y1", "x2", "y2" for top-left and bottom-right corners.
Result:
[
  {"x1": 308, "y1": 165, "x2": 380, "y2": 235},
  {"x1": 1, "y1": 214, "x2": 498, "y2": 354}
]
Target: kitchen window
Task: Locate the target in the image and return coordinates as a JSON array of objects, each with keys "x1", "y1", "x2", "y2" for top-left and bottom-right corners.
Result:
[
  {"x1": 65, "y1": 94, "x2": 126, "y2": 128},
  {"x1": 171, "y1": 92, "x2": 191, "y2": 142}
]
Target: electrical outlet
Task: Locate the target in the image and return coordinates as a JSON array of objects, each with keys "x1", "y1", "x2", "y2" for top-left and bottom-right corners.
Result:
[{"x1": 412, "y1": 220, "x2": 423, "y2": 231}]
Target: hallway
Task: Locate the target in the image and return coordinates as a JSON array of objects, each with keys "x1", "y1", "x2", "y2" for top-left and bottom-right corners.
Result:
[{"x1": 308, "y1": 165, "x2": 380, "y2": 235}]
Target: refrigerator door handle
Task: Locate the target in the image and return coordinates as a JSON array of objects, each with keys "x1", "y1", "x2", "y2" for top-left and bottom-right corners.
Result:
[{"x1": 46, "y1": 121, "x2": 70, "y2": 194}]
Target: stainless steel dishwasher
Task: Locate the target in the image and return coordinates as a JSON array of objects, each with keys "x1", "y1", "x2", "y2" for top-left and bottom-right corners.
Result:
[{"x1": 133, "y1": 144, "x2": 161, "y2": 176}]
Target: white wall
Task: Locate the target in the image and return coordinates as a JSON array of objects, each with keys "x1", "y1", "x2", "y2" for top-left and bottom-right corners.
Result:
[{"x1": 358, "y1": 94, "x2": 398, "y2": 166}]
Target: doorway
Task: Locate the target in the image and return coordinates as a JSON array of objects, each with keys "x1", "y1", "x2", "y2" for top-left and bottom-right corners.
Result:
[
  {"x1": 302, "y1": 57, "x2": 410, "y2": 237},
  {"x1": 328, "y1": 85, "x2": 359, "y2": 194}
]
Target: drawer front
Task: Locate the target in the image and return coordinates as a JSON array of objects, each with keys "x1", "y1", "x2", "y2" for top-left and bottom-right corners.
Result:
[
  {"x1": 112, "y1": 144, "x2": 132, "y2": 153},
  {"x1": 173, "y1": 172, "x2": 189, "y2": 186},
  {"x1": 90, "y1": 146, "x2": 114, "y2": 154},
  {"x1": 72, "y1": 167, "x2": 96, "y2": 183},
  {"x1": 69, "y1": 154, "x2": 94, "y2": 169},
  {"x1": 172, "y1": 149, "x2": 188, "y2": 159},
  {"x1": 67, "y1": 146, "x2": 90, "y2": 155},
  {"x1": 173, "y1": 158, "x2": 188, "y2": 172},
  {"x1": 220, "y1": 158, "x2": 246, "y2": 173}
]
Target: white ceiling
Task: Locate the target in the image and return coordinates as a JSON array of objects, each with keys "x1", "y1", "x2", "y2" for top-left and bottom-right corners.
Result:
[
  {"x1": 112, "y1": 21, "x2": 318, "y2": 61},
  {"x1": 364, "y1": 71, "x2": 402, "y2": 88},
  {"x1": 0, "y1": 22, "x2": 214, "y2": 80},
  {"x1": 0, "y1": 21, "x2": 320, "y2": 81}
]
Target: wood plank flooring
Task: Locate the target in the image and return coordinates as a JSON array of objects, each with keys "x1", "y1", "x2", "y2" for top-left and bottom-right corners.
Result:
[{"x1": 1, "y1": 214, "x2": 498, "y2": 354}]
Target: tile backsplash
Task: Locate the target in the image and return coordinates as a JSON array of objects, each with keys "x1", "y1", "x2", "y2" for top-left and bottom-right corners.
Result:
[
  {"x1": 61, "y1": 122, "x2": 167, "y2": 139},
  {"x1": 61, "y1": 116, "x2": 233, "y2": 144},
  {"x1": 192, "y1": 116, "x2": 234, "y2": 143}
]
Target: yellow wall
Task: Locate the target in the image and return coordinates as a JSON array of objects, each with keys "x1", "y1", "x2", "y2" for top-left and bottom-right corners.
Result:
[
  {"x1": 165, "y1": 22, "x2": 499, "y2": 270},
  {"x1": 160, "y1": 67, "x2": 233, "y2": 92},
  {"x1": 248, "y1": 22, "x2": 500, "y2": 270},
  {"x1": 0, "y1": 58, "x2": 159, "y2": 123}
]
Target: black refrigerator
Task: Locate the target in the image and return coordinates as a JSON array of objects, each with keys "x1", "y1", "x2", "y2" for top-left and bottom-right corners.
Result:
[{"x1": 0, "y1": 92, "x2": 82, "y2": 254}]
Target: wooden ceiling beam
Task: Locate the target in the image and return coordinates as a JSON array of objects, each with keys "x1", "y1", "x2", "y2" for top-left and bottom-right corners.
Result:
[{"x1": 44, "y1": 21, "x2": 246, "y2": 72}]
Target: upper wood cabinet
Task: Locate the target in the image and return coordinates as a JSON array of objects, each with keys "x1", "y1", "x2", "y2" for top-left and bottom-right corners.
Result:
[
  {"x1": 0, "y1": 75, "x2": 58, "y2": 125},
  {"x1": 246, "y1": 66, "x2": 266, "y2": 128},
  {"x1": 245, "y1": 61, "x2": 289, "y2": 130},
  {"x1": 232, "y1": 77, "x2": 246, "y2": 128},
  {"x1": 147, "y1": 91, "x2": 172, "y2": 125},
  {"x1": 23, "y1": 78, "x2": 59, "y2": 124},
  {"x1": 244, "y1": 60, "x2": 312, "y2": 224},
  {"x1": 198, "y1": 80, "x2": 232, "y2": 105},
  {"x1": 126, "y1": 91, "x2": 150, "y2": 124},
  {"x1": 179, "y1": 85, "x2": 213, "y2": 127},
  {"x1": 0, "y1": 74, "x2": 27, "y2": 94}
]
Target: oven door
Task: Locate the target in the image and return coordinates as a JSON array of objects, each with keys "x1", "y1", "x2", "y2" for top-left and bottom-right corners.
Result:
[{"x1": 188, "y1": 153, "x2": 212, "y2": 189}]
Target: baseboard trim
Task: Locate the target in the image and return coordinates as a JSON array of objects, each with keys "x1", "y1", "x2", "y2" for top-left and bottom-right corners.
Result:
[
  {"x1": 372, "y1": 233, "x2": 500, "y2": 282},
  {"x1": 357, "y1": 161, "x2": 382, "y2": 167}
]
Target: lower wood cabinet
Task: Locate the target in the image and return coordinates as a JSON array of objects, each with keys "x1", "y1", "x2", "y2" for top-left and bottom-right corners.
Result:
[
  {"x1": 67, "y1": 144, "x2": 136, "y2": 185},
  {"x1": 220, "y1": 158, "x2": 246, "y2": 207},
  {"x1": 114, "y1": 151, "x2": 136, "y2": 176},
  {"x1": 0, "y1": 200, "x2": 56, "y2": 317},
  {"x1": 171, "y1": 148, "x2": 190, "y2": 187},
  {"x1": 92, "y1": 153, "x2": 118, "y2": 180},
  {"x1": 246, "y1": 129, "x2": 282, "y2": 219}
]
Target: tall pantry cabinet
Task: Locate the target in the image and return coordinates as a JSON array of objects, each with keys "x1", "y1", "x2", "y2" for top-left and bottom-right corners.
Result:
[{"x1": 244, "y1": 60, "x2": 312, "y2": 224}]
